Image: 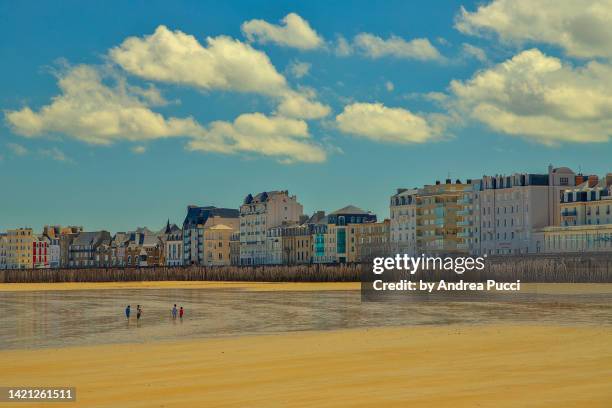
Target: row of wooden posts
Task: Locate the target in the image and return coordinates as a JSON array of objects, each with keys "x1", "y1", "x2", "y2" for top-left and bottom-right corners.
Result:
[{"x1": 1, "y1": 254, "x2": 611, "y2": 283}]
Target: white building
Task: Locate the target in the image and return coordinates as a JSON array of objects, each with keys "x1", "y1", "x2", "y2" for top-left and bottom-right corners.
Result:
[
  {"x1": 389, "y1": 188, "x2": 418, "y2": 255},
  {"x1": 0, "y1": 234, "x2": 7, "y2": 269},
  {"x1": 239, "y1": 190, "x2": 303, "y2": 265},
  {"x1": 42, "y1": 235, "x2": 61, "y2": 268},
  {"x1": 162, "y1": 221, "x2": 183, "y2": 267},
  {"x1": 478, "y1": 165, "x2": 576, "y2": 255},
  {"x1": 542, "y1": 173, "x2": 612, "y2": 253},
  {"x1": 265, "y1": 226, "x2": 285, "y2": 265}
]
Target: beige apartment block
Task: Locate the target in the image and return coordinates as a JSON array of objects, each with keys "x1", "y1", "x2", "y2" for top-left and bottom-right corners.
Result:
[
  {"x1": 355, "y1": 219, "x2": 391, "y2": 261},
  {"x1": 240, "y1": 191, "x2": 303, "y2": 265},
  {"x1": 416, "y1": 180, "x2": 471, "y2": 255},
  {"x1": 5, "y1": 228, "x2": 35, "y2": 269},
  {"x1": 204, "y1": 224, "x2": 233, "y2": 266}
]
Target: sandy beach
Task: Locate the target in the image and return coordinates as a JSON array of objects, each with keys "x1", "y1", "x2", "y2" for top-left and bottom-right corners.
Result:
[
  {"x1": 2, "y1": 281, "x2": 612, "y2": 294},
  {"x1": 0, "y1": 281, "x2": 360, "y2": 292},
  {"x1": 0, "y1": 325, "x2": 610, "y2": 407}
]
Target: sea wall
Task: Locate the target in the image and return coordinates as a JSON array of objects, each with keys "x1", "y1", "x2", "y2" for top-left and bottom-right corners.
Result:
[{"x1": 1, "y1": 253, "x2": 611, "y2": 283}]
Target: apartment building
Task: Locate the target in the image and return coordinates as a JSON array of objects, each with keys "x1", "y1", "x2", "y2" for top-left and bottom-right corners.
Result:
[
  {"x1": 5, "y1": 228, "x2": 35, "y2": 269},
  {"x1": 183, "y1": 206, "x2": 239, "y2": 266},
  {"x1": 124, "y1": 228, "x2": 164, "y2": 267},
  {"x1": 69, "y1": 231, "x2": 111, "y2": 267},
  {"x1": 32, "y1": 235, "x2": 49, "y2": 269},
  {"x1": 96, "y1": 232, "x2": 129, "y2": 267},
  {"x1": 230, "y1": 232, "x2": 240, "y2": 266},
  {"x1": 478, "y1": 166, "x2": 576, "y2": 255},
  {"x1": 389, "y1": 188, "x2": 418, "y2": 255},
  {"x1": 0, "y1": 234, "x2": 7, "y2": 269},
  {"x1": 240, "y1": 191, "x2": 303, "y2": 265},
  {"x1": 265, "y1": 225, "x2": 286, "y2": 265},
  {"x1": 458, "y1": 179, "x2": 482, "y2": 255},
  {"x1": 355, "y1": 219, "x2": 391, "y2": 262},
  {"x1": 204, "y1": 224, "x2": 233, "y2": 266},
  {"x1": 41, "y1": 225, "x2": 84, "y2": 267},
  {"x1": 326, "y1": 205, "x2": 377, "y2": 263},
  {"x1": 543, "y1": 174, "x2": 612, "y2": 253},
  {"x1": 163, "y1": 221, "x2": 183, "y2": 267},
  {"x1": 416, "y1": 180, "x2": 471, "y2": 255}
]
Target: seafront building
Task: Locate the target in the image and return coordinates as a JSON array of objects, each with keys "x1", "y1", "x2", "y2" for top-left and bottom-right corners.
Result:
[
  {"x1": 478, "y1": 166, "x2": 576, "y2": 255},
  {"x1": 163, "y1": 221, "x2": 183, "y2": 267},
  {"x1": 229, "y1": 232, "x2": 240, "y2": 266},
  {"x1": 324, "y1": 206, "x2": 377, "y2": 263},
  {"x1": 239, "y1": 191, "x2": 303, "y2": 265},
  {"x1": 32, "y1": 235, "x2": 49, "y2": 269},
  {"x1": 0, "y1": 233, "x2": 8, "y2": 269},
  {"x1": 5, "y1": 228, "x2": 35, "y2": 269},
  {"x1": 416, "y1": 180, "x2": 471, "y2": 255},
  {"x1": 183, "y1": 206, "x2": 239, "y2": 266},
  {"x1": 203, "y1": 224, "x2": 233, "y2": 266},
  {"x1": 68, "y1": 231, "x2": 112, "y2": 267},
  {"x1": 1, "y1": 166, "x2": 611, "y2": 269},
  {"x1": 389, "y1": 189, "x2": 418, "y2": 255},
  {"x1": 355, "y1": 219, "x2": 391, "y2": 261},
  {"x1": 542, "y1": 174, "x2": 612, "y2": 253}
]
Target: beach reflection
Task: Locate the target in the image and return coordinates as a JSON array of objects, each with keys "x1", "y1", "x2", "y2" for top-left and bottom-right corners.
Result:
[{"x1": 0, "y1": 288, "x2": 610, "y2": 350}]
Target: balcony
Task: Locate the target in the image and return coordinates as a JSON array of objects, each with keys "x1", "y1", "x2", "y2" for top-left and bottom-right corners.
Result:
[
  {"x1": 561, "y1": 210, "x2": 577, "y2": 216},
  {"x1": 457, "y1": 231, "x2": 473, "y2": 238},
  {"x1": 457, "y1": 220, "x2": 472, "y2": 226},
  {"x1": 457, "y1": 209, "x2": 473, "y2": 216}
]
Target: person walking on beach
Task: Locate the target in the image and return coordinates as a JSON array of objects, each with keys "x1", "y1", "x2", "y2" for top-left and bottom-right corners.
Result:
[
  {"x1": 172, "y1": 304, "x2": 178, "y2": 319},
  {"x1": 179, "y1": 306, "x2": 184, "y2": 319},
  {"x1": 136, "y1": 305, "x2": 142, "y2": 321},
  {"x1": 125, "y1": 305, "x2": 131, "y2": 320}
]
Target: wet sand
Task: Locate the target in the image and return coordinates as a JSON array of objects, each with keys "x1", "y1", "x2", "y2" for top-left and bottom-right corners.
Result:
[
  {"x1": 0, "y1": 325, "x2": 610, "y2": 408},
  {"x1": 2, "y1": 281, "x2": 612, "y2": 294},
  {"x1": 0, "y1": 281, "x2": 359, "y2": 292}
]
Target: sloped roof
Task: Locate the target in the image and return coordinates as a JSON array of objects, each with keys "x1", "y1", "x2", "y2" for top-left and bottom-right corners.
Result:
[
  {"x1": 184, "y1": 206, "x2": 239, "y2": 228},
  {"x1": 208, "y1": 224, "x2": 233, "y2": 230},
  {"x1": 72, "y1": 231, "x2": 110, "y2": 246},
  {"x1": 330, "y1": 205, "x2": 370, "y2": 215}
]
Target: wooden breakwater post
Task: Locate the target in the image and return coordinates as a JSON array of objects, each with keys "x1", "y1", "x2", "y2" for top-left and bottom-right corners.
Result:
[{"x1": 0, "y1": 254, "x2": 610, "y2": 283}]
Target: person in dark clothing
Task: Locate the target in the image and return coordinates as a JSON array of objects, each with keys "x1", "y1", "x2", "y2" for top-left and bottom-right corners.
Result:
[
  {"x1": 136, "y1": 305, "x2": 142, "y2": 320},
  {"x1": 125, "y1": 305, "x2": 131, "y2": 320}
]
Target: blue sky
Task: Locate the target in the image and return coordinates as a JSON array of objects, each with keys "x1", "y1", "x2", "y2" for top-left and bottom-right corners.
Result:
[{"x1": 1, "y1": 0, "x2": 611, "y2": 232}]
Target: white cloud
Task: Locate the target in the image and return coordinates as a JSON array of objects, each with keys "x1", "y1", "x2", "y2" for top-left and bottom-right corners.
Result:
[
  {"x1": 109, "y1": 25, "x2": 329, "y2": 120},
  {"x1": 132, "y1": 145, "x2": 146, "y2": 154},
  {"x1": 40, "y1": 147, "x2": 73, "y2": 163},
  {"x1": 188, "y1": 113, "x2": 326, "y2": 163},
  {"x1": 334, "y1": 35, "x2": 353, "y2": 56},
  {"x1": 335, "y1": 102, "x2": 438, "y2": 143},
  {"x1": 385, "y1": 81, "x2": 395, "y2": 92},
  {"x1": 352, "y1": 33, "x2": 443, "y2": 61},
  {"x1": 461, "y1": 43, "x2": 487, "y2": 62},
  {"x1": 5, "y1": 64, "x2": 327, "y2": 163},
  {"x1": 287, "y1": 60, "x2": 311, "y2": 78},
  {"x1": 241, "y1": 13, "x2": 324, "y2": 50},
  {"x1": 456, "y1": 0, "x2": 612, "y2": 59},
  {"x1": 276, "y1": 90, "x2": 330, "y2": 119},
  {"x1": 5, "y1": 65, "x2": 205, "y2": 145},
  {"x1": 7, "y1": 143, "x2": 28, "y2": 156},
  {"x1": 449, "y1": 49, "x2": 612, "y2": 144},
  {"x1": 110, "y1": 25, "x2": 288, "y2": 96}
]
